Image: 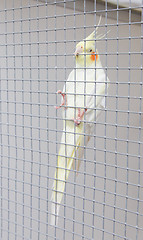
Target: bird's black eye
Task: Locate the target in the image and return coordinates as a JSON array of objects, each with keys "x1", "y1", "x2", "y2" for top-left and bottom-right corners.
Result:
[{"x1": 89, "y1": 49, "x2": 92, "y2": 52}]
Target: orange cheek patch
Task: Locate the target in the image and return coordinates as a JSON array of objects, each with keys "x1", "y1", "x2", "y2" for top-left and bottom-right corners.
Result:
[
  {"x1": 96, "y1": 54, "x2": 98, "y2": 61},
  {"x1": 90, "y1": 52, "x2": 98, "y2": 61}
]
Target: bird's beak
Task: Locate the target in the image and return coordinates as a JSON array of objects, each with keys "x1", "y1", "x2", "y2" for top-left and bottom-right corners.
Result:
[{"x1": 74, "y1": 46, "x2": 83, "y2": 56}]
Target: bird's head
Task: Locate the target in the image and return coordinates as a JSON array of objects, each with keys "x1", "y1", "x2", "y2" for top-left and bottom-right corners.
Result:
[{"x1": 74, "y1": 31, "x2": 99, "y2": 67}]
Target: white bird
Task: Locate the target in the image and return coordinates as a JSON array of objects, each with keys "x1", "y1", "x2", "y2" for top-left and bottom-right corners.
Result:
[{"x1": 51, "y1": 23, "x2": 110, "y2": 225}]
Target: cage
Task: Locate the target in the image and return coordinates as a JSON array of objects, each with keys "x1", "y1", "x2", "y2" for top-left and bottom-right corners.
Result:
[{"x1": 0, "y1": 0, "x2": 143, "y2": 239}]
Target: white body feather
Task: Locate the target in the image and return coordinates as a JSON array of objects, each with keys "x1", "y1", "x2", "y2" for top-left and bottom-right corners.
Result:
[
  {"x1": 64, "y1": 59, "x2": 108, "y2": 120},
  {"x1": 50, "y1": 57, "x2": 109, "y2": 225}
]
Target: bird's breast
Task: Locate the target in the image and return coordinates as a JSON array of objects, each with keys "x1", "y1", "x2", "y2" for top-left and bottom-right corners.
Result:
[{"x1": 63, "y1": 69, "x2": 95, "y2": 120}]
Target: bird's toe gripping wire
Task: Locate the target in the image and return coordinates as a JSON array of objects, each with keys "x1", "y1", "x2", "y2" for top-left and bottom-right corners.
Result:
[
  {"x1": 55, "y1": 90, "x2": 67, "y2": 109},
  {"x1": 73, "y1": 108, "x2": 87, "y2": 126}
]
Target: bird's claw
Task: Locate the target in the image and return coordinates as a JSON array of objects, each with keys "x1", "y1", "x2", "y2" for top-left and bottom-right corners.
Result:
[
  {"x1": 73, "y1": 108, "x2": 87, "y2": 126},
  {"x1": 55, "y1": 90, "x2": 67, "y2": 109}
]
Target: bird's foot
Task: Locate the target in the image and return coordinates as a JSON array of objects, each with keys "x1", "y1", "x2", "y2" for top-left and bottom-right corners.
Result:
[
  {"x1": 73, "y1": 108, "x2": 87, "y2": 126},
  {"x1": 55, "y1": 90, "x2": 67, "y2": 109}
]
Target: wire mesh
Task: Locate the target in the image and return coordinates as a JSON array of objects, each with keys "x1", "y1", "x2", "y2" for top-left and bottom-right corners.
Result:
[{"x1": 0, "y1": 0, "x2": 143, "y2": 239}]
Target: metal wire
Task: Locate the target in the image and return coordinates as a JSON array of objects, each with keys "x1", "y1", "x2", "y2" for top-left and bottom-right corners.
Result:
[{"x1": 0, "y1": 0, "x2": 143, "y2": 239}]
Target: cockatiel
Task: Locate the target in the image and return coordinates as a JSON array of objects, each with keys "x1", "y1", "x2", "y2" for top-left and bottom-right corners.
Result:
[{"x1": 51, "y1": 25, "x2": 109, "y2": 225}]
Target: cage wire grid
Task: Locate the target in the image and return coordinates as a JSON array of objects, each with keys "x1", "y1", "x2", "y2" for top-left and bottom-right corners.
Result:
[{"x1": 0, "y1": 0, "x2": 143, "y2": 239}]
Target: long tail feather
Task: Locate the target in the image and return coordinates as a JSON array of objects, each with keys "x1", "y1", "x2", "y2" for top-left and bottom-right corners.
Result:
[{"x1": 50, "y1": 121, "x2": 84, "y2": 225}]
